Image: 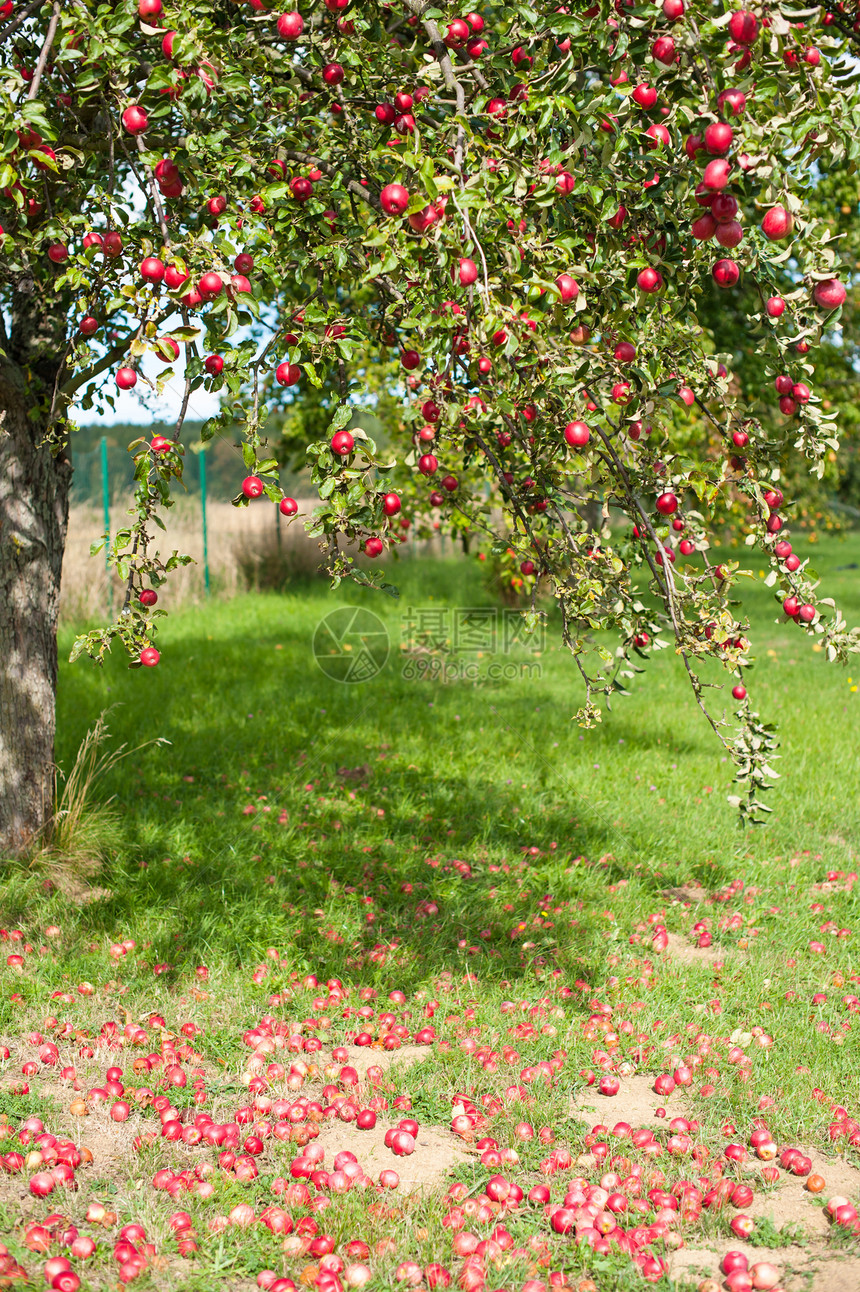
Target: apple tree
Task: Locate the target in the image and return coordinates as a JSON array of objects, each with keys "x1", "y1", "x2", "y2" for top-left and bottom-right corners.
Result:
[{"x1": 2, "y1": 0, "x2": 860, "y2": 855}]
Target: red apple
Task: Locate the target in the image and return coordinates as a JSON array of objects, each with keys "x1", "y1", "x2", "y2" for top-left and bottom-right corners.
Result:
[
  {"x1": 730, "y1": 1214, "x2": 755, "y2": 1239},
  {"x1": 703, "y1": 158, "x2": 731, "y2": 190},
  {"x1": 564, "y1": 421, "x2": 590, "y2": 447},
  {"x1": 814, "y1": 278, "x2": 846, "y2": 310},
  {"x1": 633, "y1": 84, "x2": 657, "y2": 108},
  {"x1": 761, "y1": 205, "x2": 793, "y2": 240},
  {"x1": 458, "y1": 258, "x2": 479, "y2": 286},
  {"x1": 637, "y1": 267, "x2": 663, "y2": 293},
  {"x1": 380, "y1": 183, "x2": 410, "y2": 216},
  {"x1": 719, "y1": 88, "x2": 747, "y2": 116},
  {"x1": 165, "y1": 264, "x2": 189, "y2": 290},
  {"x1": 716, "y1": 220, "x2": 743, "y2": 248},
  {"x1": 722, "y1": 1253, "x2": 748, "y2": 1275},
  {"x1": 713, "y1": 258, "x2": 739, "y2": 288},
  {"x1": 121, "y1": 104, "x2": 149, "y2": 134},
  {"x1": 728, "y1": 10, "x2": 758, "y2": 44},
  {"x1": 692, "y1": 213, "x2": 717, "y2": 240},
  {"x1": 331, "y1": 431, "x2": 355, "y2": 456},
  {"x1": 277, "y1": 12, "x2": 304, "y2": 39},
  {"x1": 556, "y1": 272, "x2": 579, "y2": 302},
  {"x1": 704, "y1": 121, "x2": 733, "y2": 155},
  {"x1": 198, "y1": 271, "x2": 224, "y2": 297}
]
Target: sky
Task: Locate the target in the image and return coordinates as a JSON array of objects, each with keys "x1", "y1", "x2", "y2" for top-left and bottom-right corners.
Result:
[{"x1": 72, "y1": 344, "x2": 222, "y2": 427}]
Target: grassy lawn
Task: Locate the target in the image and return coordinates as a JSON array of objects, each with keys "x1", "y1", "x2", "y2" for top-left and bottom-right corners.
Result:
[{"x1": 0, "y1": 535, "x2": 858, "y2": 1289}]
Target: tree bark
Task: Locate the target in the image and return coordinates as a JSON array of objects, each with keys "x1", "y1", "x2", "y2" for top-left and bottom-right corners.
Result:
[{"x1": 0, "y1": 290, "x2": 71, "y2": 857}]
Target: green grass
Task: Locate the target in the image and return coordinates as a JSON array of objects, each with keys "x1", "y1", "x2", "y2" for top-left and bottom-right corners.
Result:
[
  {"x1": 44, "y1": 532, "x2": 860, "y2": 968},
  {"x1": 0, "y1": 537, "x2": 858, "y2": 1290}
]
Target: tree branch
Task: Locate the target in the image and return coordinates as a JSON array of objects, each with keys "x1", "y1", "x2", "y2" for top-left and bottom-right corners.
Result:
[
  {"x1": 0, "y1": 0, "x2": 44, "y2": 44},
  {"x1": 60, "y1": 313, "x2": 169, "y2": 399},
  {"x1": 25, "y1": 0, "x2": 59, "y2": 102},
  {"x1": 280, "y1": 148, "x2": 382, "y2": 212}
]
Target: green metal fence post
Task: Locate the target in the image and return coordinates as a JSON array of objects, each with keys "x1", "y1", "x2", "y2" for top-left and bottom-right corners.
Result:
[
  {"x1": 199, "y1": 446, "x2": 211, "y2": 596},
  {"x1": 100, "y1": 436, "x2": 112, "y2": 616}
]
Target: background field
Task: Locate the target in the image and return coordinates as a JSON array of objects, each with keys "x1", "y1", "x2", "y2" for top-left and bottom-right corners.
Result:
[{"x1": 49, "y1": 532, "x2": 860, "y2": 965}]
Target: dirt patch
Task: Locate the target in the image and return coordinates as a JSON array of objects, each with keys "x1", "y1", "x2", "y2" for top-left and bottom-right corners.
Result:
[
  {"x1": 670, "y1": 1241, "x2": 811, "y2": 1285},
  {"x1": 572, "y1": 1073, "x2": 690, "y2": 1130},
  {"x1": 663, "y1": 931, "x2": 725, "y2": 966},
  {"x1": 322, "y1": 1044, "x2": 429, "y2": 1081},
  {"x1": 60, "y1": 1105, "x2": 141, "y2": 1185},
  {"x1": 316, "y1": 1117, "x2": 468, "y2": 1194},
  {"x1": 803, "y1": 1255, "x2": 860, "y2": 1292},
  {"x1": 663, "y1": 885, "x2": 710, "y2": 905},
  {"x1": 671, "y1": 1242, "x2": 860, "y2": 1292},
  {"x1": 744, "y1": 1148, "x2": 860, "y2": 1238},
  {"x1": 670, "y1": 1147, "x2": 860, "y2": 1287}
]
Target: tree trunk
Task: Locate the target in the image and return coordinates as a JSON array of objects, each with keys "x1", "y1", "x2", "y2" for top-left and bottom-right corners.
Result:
[{"x1": 0, "y1": 293, "x2": 71, "y2": 858}]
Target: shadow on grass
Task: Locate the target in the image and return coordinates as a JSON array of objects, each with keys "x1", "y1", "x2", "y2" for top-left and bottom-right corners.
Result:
[{"x1": 36, "y1": 536, "x2": 860, "y2": 992}]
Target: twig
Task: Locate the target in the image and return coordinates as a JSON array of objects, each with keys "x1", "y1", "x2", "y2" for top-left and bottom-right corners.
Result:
[
  {"x1": 450, "y1": 190, "x2": 490, "y2": 304},
  {"x1": 135, "y1": 135, "x2": 170, "y2": 244},
  {"x1": 0, "y1": 0, "x2": 44, "y2": 44},
  {"x1": 25, "y1": 0, "x2": 59, "y2": 101},
  {"x1": 578, "y1": 382, "x2": 731, "y2": 746},
  {"x1": 280, "y1": 148, "x2": 383, "y2": 213},
  {"x1": 400, "y1": 0, "x2": 469, "y2": 169}
]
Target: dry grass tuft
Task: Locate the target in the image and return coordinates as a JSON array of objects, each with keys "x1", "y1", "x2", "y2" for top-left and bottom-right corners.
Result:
[{"x1": 35, "y1": 712, "x2": 166, "y2": 893}]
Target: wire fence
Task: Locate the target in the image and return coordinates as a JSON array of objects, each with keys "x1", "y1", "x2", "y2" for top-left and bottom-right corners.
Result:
[
  {"x1": 63, "y1": 438, "x2": 458, "y2": 625},
  {"x1": 70, "y1": 437, "x2": 217, "y2": 601}
]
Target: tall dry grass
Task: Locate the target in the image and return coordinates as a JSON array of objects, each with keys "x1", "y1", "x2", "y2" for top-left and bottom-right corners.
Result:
[
  {"x1": 61, "y1": 497, "x2": 449, "y2": 624},
  {"x1": 35, "y1": 711, "x2": 168, "y2": 890},
  {"x1": 61, "y1": 497, "x2": 326, "y2": 623}
]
